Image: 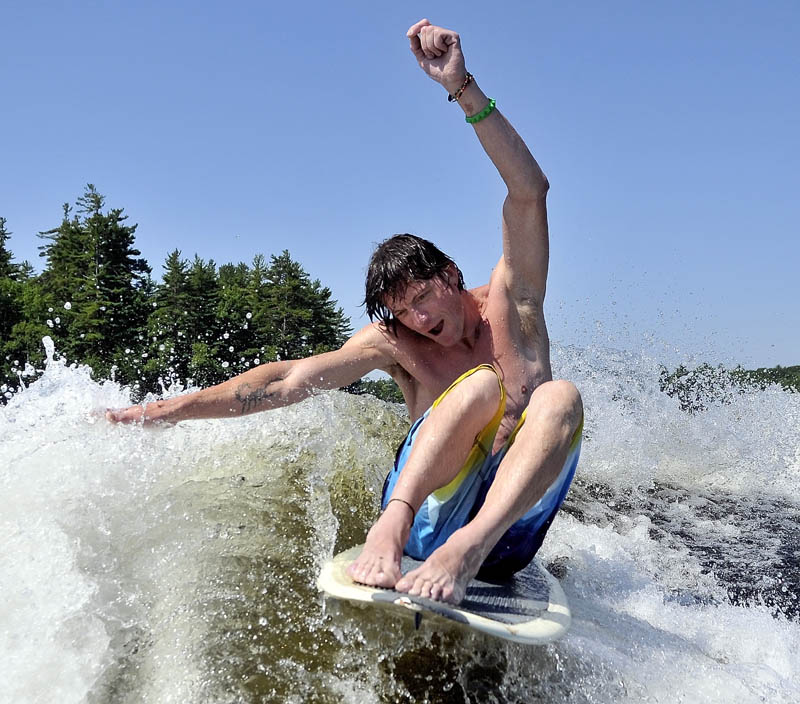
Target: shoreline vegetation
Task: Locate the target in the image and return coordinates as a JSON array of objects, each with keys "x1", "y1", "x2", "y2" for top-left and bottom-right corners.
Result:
[
  {"x1": 1, "y1": 185, "x2": 795, "y2": 409},
  {"x1": 659, "y1": 362, "x2": 799, "y2": 414},
  {"x1": 1, "y1": 186, "x2": 350, "y2": 403}
]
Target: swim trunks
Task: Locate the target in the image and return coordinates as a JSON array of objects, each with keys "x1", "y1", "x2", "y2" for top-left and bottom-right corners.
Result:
[{"x1": 381, "y1": 364, "x2": 582, "y2": 581}]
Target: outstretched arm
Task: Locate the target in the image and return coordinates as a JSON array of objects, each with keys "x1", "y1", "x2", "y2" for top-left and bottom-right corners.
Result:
[
  {"x1": 407, "y1": 19, "x2": 550, "y2": 303},
  {"x1": 106, "y1": 326, "x2": 391, "y2": 425}
]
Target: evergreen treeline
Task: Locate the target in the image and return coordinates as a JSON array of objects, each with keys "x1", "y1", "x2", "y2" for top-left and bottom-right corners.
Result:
[
  {"x1": 8, "y1": 186, "x2": 792, "y2": 411},
  {"x1": 346, "y1": 377, "x2": 405, "y2": 404},
  {"x1": 1, "y1": 185, "x2": 352, "y2": 402}
]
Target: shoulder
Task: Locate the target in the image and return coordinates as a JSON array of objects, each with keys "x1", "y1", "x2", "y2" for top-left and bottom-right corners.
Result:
[
  {"x1": 342, "y1": 322, "x2": 403, "y2": 370},
  {"x1": 350, "y1": 320, "x2": 440, "y2": 378},
  {"x1": 467, "y1": 282, "x2": 491, "y2": 303},
  {"x1": 345, "y1": 322, "x2": 391, "y2": 350},
  {"x1": 345, "y1": 323, "x2": 423, "y2": 400}
]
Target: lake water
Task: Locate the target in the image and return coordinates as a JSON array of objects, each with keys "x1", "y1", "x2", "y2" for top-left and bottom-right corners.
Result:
[{"x1": 1, "y1": 338, "x2": 798, "y2": 703}]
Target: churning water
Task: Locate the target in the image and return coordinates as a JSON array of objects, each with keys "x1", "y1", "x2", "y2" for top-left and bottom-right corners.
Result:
[{"x1": 1, "y1": 338, "x2": 798, "y2": 703}]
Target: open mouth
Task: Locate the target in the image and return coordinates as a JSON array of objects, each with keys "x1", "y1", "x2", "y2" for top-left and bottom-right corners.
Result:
[{"x1": 428, "y1": 321, "x2": 444, "y2": 336}]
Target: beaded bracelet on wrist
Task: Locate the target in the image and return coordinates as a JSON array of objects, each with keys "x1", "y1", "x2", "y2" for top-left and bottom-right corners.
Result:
[{"x1": 447, "y1": 72, "x2": 474, "y2": 102}]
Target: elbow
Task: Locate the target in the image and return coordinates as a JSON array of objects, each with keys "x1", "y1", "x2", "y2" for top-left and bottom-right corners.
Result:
[
  {"x1": 539, "y1": 173, "x2": 550, "y2": 197},
  {"x1": 509, "y1": 173, "x2": 549, "y2": 203}
]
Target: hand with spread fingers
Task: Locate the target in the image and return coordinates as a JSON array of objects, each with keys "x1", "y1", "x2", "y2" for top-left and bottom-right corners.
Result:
[{"x1": 406, "y1": 19, "x2": 467, "y2": 95}]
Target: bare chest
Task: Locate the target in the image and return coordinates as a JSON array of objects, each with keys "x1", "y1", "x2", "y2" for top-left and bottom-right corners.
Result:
[{"x1": 393, "y1": 292, "x2": 552, "y2": 445}]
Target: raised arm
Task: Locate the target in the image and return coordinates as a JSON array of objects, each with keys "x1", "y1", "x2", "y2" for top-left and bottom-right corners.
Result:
[
  {"x1": 106, "y1": 325, "x2": 391, "y2": 425},
  {"x1": 407, "y1": 19, "x2": 550, "y2": 303}
]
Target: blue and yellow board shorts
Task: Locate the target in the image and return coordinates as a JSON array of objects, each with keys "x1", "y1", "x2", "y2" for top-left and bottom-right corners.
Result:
[{"x1": 381, "y1": 364, "x2": 583, "y2": 581}]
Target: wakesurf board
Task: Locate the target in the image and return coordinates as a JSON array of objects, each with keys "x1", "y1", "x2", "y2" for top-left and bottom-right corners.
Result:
[{"x1": 317, "y1": 545, "x2": 570, "y2": 644}]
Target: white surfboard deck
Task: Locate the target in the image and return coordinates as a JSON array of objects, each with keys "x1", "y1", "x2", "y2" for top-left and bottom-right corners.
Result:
[{"x1": 317, "y1": 545, "x2": 571, "y2": 645}]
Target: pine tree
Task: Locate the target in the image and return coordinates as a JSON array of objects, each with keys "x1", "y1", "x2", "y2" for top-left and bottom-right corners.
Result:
[
  {"x1": 1, "y1": 217, "x2": 25, "y2": 397},
  {"x1": 214, "y1": 261, "x2": 252, "y2": 380},
  {"x1": 184, "y1": 255, "x2": 222, "y2": 386},
  {"x1": 261, "y1": 250, "x2": 351, "y2": 360},
  {"x1": 243, "y1": 254, "x2": 276, "y2": 363},
  {"x1": 0, "y1": 218, "x2": 20, "y2": 345},
  {"x1": 261, "y1": 251, "x2": 314, "y2": 360},
  {"x1": 37, "y1": 185, "x2": 151, "y2": 379},
  {"x1": 2, "y1": 276, "x2": 52, "y2": 379},
  {"x1": 0, "y1": 217, "x2": 19, "y2": 279},
  {"x1": 307, "y1": 277, "x2": 352, "y2": 354},
  {"x1": 143, "y1": 249, "x2": 192, "y2": 386}
]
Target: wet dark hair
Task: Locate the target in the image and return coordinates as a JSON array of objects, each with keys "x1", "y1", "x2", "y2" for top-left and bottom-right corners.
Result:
[{"x1": 364, "y1": 233, "x2": 464, "y2": 333}]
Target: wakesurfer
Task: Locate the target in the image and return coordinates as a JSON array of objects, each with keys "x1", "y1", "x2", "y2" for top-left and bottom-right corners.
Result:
[{"x1": 107, "y1": 19, "x2": 584, "y2": 606}]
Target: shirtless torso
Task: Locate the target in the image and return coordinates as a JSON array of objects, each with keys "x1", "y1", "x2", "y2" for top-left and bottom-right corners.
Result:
[{"x1": 355, "y1": 257, "x2": 552, "y2": 452}]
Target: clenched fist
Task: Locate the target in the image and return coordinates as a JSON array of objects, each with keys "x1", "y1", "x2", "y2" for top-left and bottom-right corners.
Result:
[{"x1": 406, "y1": 19, "x2": 467, "y2": 95}]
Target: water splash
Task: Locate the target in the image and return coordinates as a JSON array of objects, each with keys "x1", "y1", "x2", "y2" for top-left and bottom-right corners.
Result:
[{"x1": 1, "y1": 339, "x2": 798, "y2": 703}]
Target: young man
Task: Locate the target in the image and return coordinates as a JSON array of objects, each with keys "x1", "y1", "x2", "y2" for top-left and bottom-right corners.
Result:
[{"x1": 108, "y1": 19, "x2": 583, "y2": 605}]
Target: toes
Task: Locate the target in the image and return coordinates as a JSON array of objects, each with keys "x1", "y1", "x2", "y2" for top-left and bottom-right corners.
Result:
[
  {"x1": 407, "y1": 579, "x2": 423, "y2": 597},
  {"x1": 348, "y1": 554, "x2": 400, "y2": 588},
  {"x1": 405, "y1": 575, "x2": 434, "y2": 598},
  {"x1": 346, "y1": 559, "x2": 367, "y2": 581},
  {"x1": 394, "y1": 556, "x2": 467, "y2": 603},
  {"x1": 396, "y1": 566, "x2": 425, "y2": 593},
  {"x1": 348, "y1": 554, "x2": 372, "y2": 576},
  {"x1": 377, "y1": 564, "x2": 401, "y2": 587},
  {"x1": 396, "y1": 565, "x2": 449, "y2": 601},
  {"x1": 395, "y1": 570, "x2": 415, "y2": 592},
  {"x1": 418, "y1": 580, "x2": 433, "y2": 599},
  {"x1": 347, "y1": 555, "x2": 369, "y2": 579}
]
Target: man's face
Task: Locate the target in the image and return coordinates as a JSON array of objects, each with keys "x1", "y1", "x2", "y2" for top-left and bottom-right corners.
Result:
[{"x1": 386, "y1": 268, "x2": 463, "y2": 345}]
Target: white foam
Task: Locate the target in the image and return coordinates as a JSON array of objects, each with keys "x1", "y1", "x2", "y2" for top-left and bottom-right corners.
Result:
[
  {"x1": 1, "y1": 339, "x2": 798, "y2": 702},
  {"x1": 553, "y1": 342, "x2": 800, "y2": 498},
  {"x1": 540, "y1": 515, "x2": 800, "y2": 703}
]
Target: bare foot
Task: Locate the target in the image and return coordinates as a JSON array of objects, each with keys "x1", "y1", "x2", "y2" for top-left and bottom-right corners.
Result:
[
  {"x1": 395, "y1": 529, "x2": 485, "y2": 605},
  {"x1": 346, "y1": 501, "x2": 414, "y2": 588}
]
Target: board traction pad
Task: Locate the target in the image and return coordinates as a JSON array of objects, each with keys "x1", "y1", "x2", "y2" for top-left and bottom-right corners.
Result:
[{"x1": 317, "y1": 546, "x2": 571, "y2": 644}]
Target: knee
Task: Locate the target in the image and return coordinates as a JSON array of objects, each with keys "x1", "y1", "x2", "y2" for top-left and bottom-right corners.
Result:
[
  {"x1": 462, "y1": 367, "x2": 502, "y2": 407},
  {"x1": 445, "y1": 367, "x2": 502, "y2": 414},
  {"x1": 527, "y1": 380, "x2": 583, "y2": 432}
]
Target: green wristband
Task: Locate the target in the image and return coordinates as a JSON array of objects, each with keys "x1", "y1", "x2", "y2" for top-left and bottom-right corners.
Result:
[{"x1": 465, "y1": 98, "x2": 496, "y2": 124}]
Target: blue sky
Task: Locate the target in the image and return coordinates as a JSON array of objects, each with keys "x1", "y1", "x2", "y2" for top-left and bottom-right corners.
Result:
[{"x1": 3, "y1": 1, "x2": 798, "y2": 368}]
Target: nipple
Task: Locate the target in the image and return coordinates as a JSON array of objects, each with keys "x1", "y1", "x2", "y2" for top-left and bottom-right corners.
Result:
[{"x1": 521, "y1": 385, "x2": 528, "y2": 394}]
